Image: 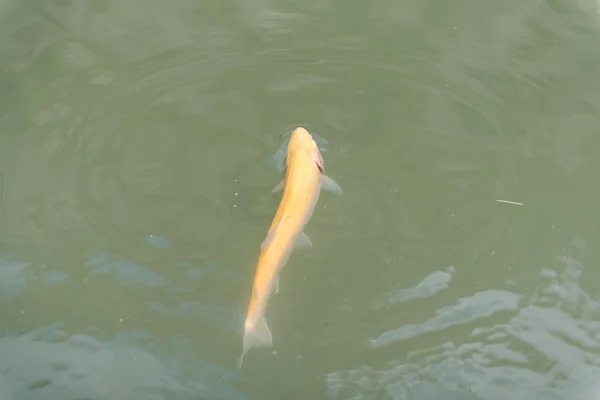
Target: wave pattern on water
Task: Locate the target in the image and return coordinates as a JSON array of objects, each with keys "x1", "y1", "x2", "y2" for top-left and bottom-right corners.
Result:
[
  {"x1": 0, "y1": 0, "x2": 600, "y2": 399},
  {"x1": 326, "y1": 237, "x2": 600, "y2": 400},
  {"x1": 0, "y1": 328, "x2": 248, "y2": 400}
]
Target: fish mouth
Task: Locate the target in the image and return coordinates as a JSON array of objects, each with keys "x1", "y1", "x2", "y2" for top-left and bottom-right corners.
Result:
[{"x1": 268, "y1": 128, "x2": 329, "y2": 173}]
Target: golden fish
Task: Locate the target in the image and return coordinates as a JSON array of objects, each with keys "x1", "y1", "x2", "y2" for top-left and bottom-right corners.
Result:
[{"x1": 238, "y1": 127, "x2": 342, "y2": 368}]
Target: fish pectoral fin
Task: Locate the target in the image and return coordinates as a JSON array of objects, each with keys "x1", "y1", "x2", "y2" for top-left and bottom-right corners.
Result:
[
  {"x1": 321, "y1": 174, "x2": 343, "y2": 196},
  {"x1": 295, "y1": 232, "x2": 313, "y2": 249},
  {"x1": 261, "y1": 229, "x2": 276, "y2": 249},
  {"x1": 270, "y1": 179, "x2": 285, "y2": 193}
]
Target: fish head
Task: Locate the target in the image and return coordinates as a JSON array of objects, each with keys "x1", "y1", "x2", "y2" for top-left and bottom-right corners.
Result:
[{"x1": 288, "y1": 127, "x2": 324, "y2": 172}]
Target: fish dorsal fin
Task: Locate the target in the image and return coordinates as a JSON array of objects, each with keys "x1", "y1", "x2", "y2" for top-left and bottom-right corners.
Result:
[{"x1": 261, "y1": 216, "x2": 286, "y2": 249}]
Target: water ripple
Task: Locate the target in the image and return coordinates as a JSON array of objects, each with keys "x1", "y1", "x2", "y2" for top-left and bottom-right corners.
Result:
[
  {"x1": 0, "y1": 328, "x2": 248, "y2": 400},
  {"x1": 326, "y1": 236, "x2": 599, "y2": 400},
  {"x1": 85, "y1": 253, "x2": 169, "y2": 288},
  {"x1": 0, "y1": 254, "x2": 28, "y2": 299},
  {"x1": 369, "y1": 290, "x2": 522, "y2": 348},
  {"x1": 0, "y1": 1, "x2": 599, "y2": 399},
  {"x1": 373, "y1": 268, "x2": 456, "y2": 310}
]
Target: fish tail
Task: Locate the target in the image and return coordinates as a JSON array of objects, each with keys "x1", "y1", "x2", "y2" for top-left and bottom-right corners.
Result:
[
  {"x1": 237, "y1": 352, "x2": 246, "y2": 370},
  {"x1": 238, "y1": 315, "x2": 273, "y2": 369}
]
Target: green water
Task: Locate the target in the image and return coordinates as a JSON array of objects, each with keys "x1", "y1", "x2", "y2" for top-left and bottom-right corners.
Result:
[{"x1": 1, "y1": 0, "x2": 600, "y2": 399}]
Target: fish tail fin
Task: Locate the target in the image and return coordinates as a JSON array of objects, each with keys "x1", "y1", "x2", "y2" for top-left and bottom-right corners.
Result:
[
  {"x1": 237, "y1": 352, "x2": 246, "y2": 370},
  {"x1": 238, "y1": 316, "x2": 273, "y2": 370}
]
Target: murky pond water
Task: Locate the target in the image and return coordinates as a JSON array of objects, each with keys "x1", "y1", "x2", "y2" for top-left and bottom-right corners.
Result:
[{"x1": 1, "y1": 0, "x2": 600, "y2": 399}]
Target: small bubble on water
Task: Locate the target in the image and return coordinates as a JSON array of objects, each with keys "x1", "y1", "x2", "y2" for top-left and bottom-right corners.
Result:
[
  {"x1": 540, "y1": 268, "x2": 557, "y2": 279},
  {"x1": 233, "y1": 204, "x2": 237, "y2": 208},
  {"x1": 119, "y1": 318, "x2": 124, "y2": 322},
  {"x1": 235, "y1": 192, "x2": 238, "y2": 196},
  {"x1": 147, "y1": 234, "x2": 172, "y2": 249},
  {"x1": 272, "y1": 350, "x2": 277, "y2": 355}
]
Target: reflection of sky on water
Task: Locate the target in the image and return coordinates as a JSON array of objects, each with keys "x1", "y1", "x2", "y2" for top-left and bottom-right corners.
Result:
[
  {"x1": 0, "y1": 255, "x2": 71, "y2": 298},
  {"x1": 369, "y1": 289, "x2": 522, "y2": 347},
  {"x1": 0, "y1": 328, "x2": 248, "y2": 400},
  {"x1": 146, "y1": 234, "x2": 172, "y2": 249},
  {"x1": 328, "y1": 300, "x2": 600, "y2": 399},
  {"x1": 150, "y1": 301, "x2": 239, "y2": 335},
  {"x1": 0, "y1": 250, "x2": 248, "y2": 398},
  {"x1": 0, "y1": 255, "x2": 28, "y2": 298},
  {"x1": 85, "y1": 253, "x2": 170, "y2": 287},
  {"x1": 373, "y1": 267, "x2": 456, "y2": 309},
  {"x1": 0, "y1": 250, "x2": 185, "y2": 296},
  {"x1": 326, "y1": 237, "x2": 600, "y2": 400},
  {"x1": 183, "y1": 259, "x2": 242, "y2": 284},
  {"x1": 41, "y1": 271, "x2": 70, "y2": 286}
]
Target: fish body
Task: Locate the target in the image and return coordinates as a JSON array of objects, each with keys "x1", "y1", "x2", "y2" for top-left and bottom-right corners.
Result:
[{"x1": 238, "y1": 127, "x2": 342, "y2": 368}]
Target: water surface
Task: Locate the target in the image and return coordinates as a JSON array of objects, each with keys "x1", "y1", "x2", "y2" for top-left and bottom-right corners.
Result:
[{"x1": 1, "y1": 0, "x2": 600, "y2": 399}]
